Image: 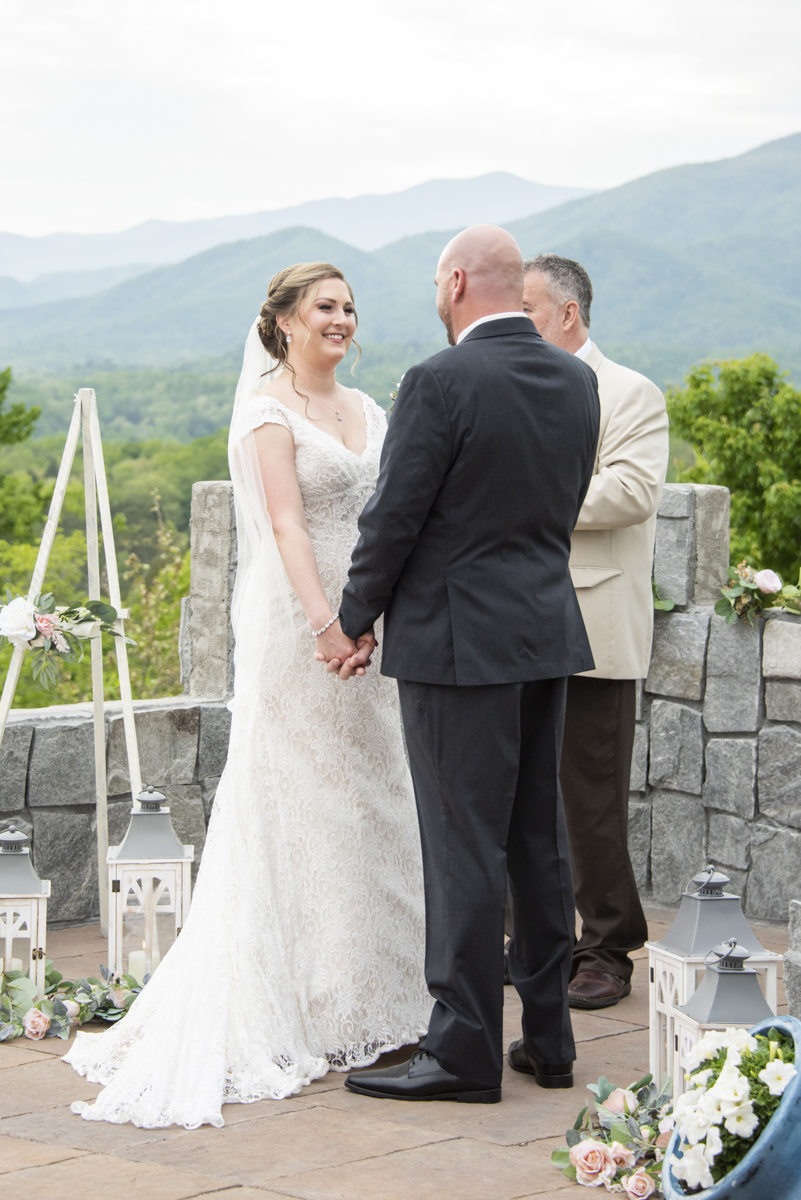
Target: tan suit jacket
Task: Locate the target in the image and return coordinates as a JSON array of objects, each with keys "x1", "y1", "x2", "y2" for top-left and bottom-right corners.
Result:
[{"x1": 569, "y1": 344, "x2": 669, "y2": 679}]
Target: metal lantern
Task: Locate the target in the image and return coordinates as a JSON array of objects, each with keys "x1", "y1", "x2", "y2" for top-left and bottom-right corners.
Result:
[
  {"x1": 107, "y1": 786, "x2": 193, "y2": 985},
  {"x1": 0, "y1": 826, "x2": 51, "y2": 998},
  {"x1": 646, "y1": 865, "x2": 781, "y2": 1089},
  {"x1": 673, "y1": 939, "x2": 775, "y2": 1098}
]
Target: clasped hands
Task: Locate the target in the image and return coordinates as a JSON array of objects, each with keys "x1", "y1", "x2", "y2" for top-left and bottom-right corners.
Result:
[{"x1": 314, "y1": 618, "x2": 377, "y2": 680}]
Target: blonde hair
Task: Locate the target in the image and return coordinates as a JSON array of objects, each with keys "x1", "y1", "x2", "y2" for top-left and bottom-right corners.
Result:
[{"x1": 257, "y1": 262, "x2": 361, "y2": 383}]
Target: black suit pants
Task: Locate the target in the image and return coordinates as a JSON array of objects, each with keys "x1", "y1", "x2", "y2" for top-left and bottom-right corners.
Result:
[
  {"x1": 397, "y1": 677, "x2": 576, "y2": 1089},
  {"x1": 560, "y1": 675, "x2": 648, "y2": 981}
]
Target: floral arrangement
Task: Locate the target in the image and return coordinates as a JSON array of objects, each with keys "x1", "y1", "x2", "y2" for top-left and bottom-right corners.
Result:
[
  {"x1": 667, "y1": 1025, "x2": 796, "y2": 1193},
  {"x1": 0, "y1": 591, "x2": 130, "y2": 689},
  {"x1": 0, "y1": 962, "x2": 143, "y2": 1041},
  {"x1": 715, "y1": 561, "x2": 801, "y2": 626},
  {"x1": 388, "y1": 375, "x2": 405, "y2": 414},
  {"x1": 551, "y1": 1072, "x2": 674, "y2": 1196}
]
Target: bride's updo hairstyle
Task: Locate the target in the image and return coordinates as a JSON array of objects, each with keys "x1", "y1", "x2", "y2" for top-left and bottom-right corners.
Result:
[{"x1": 257, "y1": 262, "x2": 360, "y2": 378}]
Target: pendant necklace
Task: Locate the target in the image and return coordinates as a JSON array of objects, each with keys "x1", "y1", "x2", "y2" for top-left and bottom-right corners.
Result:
[{"x1": 306, "y1": 381, "x2": 343, "y2": 421}]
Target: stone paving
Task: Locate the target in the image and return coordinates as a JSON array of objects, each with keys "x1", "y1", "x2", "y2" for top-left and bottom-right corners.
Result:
[{"x1": 0, "y1": 912, "x2": 788, "y2": 1200}]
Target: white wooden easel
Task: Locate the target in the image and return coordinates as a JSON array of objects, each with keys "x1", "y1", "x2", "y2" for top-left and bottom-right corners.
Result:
[{"x1": 0, "y1": 389, "x2": 142, "y2": 934}]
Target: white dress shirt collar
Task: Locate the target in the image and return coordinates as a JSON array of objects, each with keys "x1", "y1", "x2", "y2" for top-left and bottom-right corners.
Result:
[
  {"x1": 574, "y1": 336, "x2": 594, "y2": 361},
  {"x1": 456, "y1": 312, "x2": 528, "y2": 345}
]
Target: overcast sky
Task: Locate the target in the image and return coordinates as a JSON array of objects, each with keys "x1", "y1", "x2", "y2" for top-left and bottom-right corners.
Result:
[{"x1": 2, "y1": 0, "x2": 800, "y2": 236}]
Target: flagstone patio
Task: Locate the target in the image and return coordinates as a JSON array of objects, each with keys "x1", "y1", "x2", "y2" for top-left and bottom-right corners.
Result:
[{"x1": 0, "y1": 912, "x2": 788, "y2": 1200}]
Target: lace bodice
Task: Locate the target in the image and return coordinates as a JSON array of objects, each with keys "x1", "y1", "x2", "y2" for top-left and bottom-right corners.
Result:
[{"x1": 65, "y1": 389, "x2": 430, "y2": 1129}]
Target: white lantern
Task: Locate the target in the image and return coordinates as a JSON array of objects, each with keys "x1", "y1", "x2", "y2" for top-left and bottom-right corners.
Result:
[
  {"x1": 646, "y1": 866, "x2": 781, "y2": 1090},
  {"x1": 0, "y1": 826, "x2": 51, "y2": 999},
  {"x1": 673, "y1": 939, "x2": 775, "y2": 1098},
  {"x1": 107, "y1": 786, "x2": 193, "y2": 985}
]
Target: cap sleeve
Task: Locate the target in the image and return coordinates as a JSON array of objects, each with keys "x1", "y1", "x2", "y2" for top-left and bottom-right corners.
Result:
[{"x1": 239, "y1": 393, "x2": 293, "y2": 436}]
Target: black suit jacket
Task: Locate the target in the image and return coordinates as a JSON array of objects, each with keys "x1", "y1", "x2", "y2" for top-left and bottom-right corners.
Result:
[{"x1": 339, "y1": 317, "x2": 601, "y2": 685}]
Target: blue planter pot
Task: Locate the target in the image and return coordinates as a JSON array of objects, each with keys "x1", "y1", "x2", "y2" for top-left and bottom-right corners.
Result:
[{"x1": 662, "y1": 1015, "x2": 801, "y2": 1199}]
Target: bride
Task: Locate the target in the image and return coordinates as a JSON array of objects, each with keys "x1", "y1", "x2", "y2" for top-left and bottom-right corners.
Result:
[{"x1": 64, "y1": 262, "x2": 431, "y2": 1129}]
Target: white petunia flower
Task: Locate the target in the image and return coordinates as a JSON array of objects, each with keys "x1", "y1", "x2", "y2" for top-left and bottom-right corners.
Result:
[
  {"x1": 697, "y1": 1092, "x2": 724, "y2": 1125},
  {"x1": 686, "y1": 1031, "x2": 727, "y2": 1069},
  {"x1": 709, "y1": 1062, "x2": 751, "y2": 1111},
  {"x1": 658, "y1": 1113, "x2": 676, "y2": 1135},
  {"x1": 673, "y1": 1143, "x2": 714, "y2": 1191},
  {"x1": 723, "y1": 1028, "x2": 758, "y2": 1054},
  {"x1": 689, "y1": 1068, "x2": 713, "y2": 1089},
  {"x1": 758, "y1": 1059, "x2": 797, "y2": 1096},
  {"x1": 704, "y1": 1126, "x2": 724, "y2": 1163},
  {"x1": 723, "y1": 1102, "x2": 760, "y2": 1138}
]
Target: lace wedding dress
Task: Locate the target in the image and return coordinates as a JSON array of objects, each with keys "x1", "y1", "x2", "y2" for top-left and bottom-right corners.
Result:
[{"x1": 64, "y1": 327, "x2": 430, "y2": 1128}]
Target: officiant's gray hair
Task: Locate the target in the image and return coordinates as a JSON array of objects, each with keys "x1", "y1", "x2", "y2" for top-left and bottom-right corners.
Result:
[{"x1": 523, "y1": 254, "x2": 593, "y2": 328}]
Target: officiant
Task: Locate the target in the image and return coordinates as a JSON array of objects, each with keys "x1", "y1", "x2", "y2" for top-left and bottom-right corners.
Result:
[{"x1": 519, "y1": 254, "x2": 669, "y2": 1009}]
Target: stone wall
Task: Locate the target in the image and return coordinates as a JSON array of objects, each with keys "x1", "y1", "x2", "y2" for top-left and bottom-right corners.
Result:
[
  {"x1": 632, "y1": 483, "x2": 801, "y2": 924},
  {"x1": 0, "y1": 697, "x2": 230, "y2": 925},
  {"x1": 4, "y1": 478, "x2": 801, "y2": 930}
]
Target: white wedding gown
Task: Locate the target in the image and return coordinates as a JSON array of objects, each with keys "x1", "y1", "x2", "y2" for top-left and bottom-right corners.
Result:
[{"x1": 64, "y1": 374, "x2": 430, "y2": 1128}]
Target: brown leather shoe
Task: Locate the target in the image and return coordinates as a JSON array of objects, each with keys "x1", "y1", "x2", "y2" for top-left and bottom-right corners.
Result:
[{"x1": 568, "y1": 969, "x2": 631, "y2": 1010}]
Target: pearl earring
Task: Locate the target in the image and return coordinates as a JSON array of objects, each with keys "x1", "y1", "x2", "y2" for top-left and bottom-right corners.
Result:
[{"x1": 285, "y1": 332, "x2": 292, "y2": 343}]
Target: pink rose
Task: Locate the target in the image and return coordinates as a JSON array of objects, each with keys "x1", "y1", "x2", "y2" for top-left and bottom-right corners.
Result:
[
  {"x1": 622, "y1": 1167, "x2": 656, "y2": 1198},
  {"x1": 22, "y1": 1008, "x2": 51, "y2": 1040},
  {"x1": 755, "y1": 569, "x2": 782, "y2": 594},
  {"x1": 606, "y1": 1087, "x2": 638, "y2": 1115},
  {"x1": 569, "y1": 1138, "x2": 615, "y2": 1187},
  {"x1": 610, "y1": 1141, "x2": 637, "y2": 1169},
  {"x1": 35, "y1": 615, "x2": 57, "y2": 639}
]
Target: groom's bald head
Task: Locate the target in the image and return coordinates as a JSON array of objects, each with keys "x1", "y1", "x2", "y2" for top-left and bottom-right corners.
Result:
[{"x1": 435, "y1": 225, "x2": 524, "y2": 345}]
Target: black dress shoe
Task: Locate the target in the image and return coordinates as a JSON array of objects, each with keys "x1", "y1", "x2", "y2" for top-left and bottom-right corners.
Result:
[
  {"x1": 345, "y1": 1049, "x2": 501, "y2": 1104},
  {"x1": 507, "y1": 1039, "x2": 573, "y2": 1088}
]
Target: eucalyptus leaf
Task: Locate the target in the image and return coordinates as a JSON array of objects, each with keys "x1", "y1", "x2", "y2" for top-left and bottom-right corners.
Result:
[
  {"x1": 38, "y1": 593, "x2": 55, "y2": 614},
  {"x1": 609, "y1": 1118, "x2": 634, "y2": 1144},
  {"x1": 573, "y1": 1104, "x2": 588, "y2": 1131},
  {"x1": 562, "y1": 1165, "x2": 577, "y2": 1182},
  {"x1": 551, "y1": 1147, "x2": 571, "y2": 1167},
  {"x1": 627, "y1": 1115, "x2": 642, "y2": 1137},
  {"x1": 85, "y1": 600, "x2": 118, "y2": 623},
  {"x1": 565, "y1": 1128, "x2": 581, "y2": 1147}
]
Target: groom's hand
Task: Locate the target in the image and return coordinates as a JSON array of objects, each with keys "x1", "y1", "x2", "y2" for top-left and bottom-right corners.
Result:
[{"x1": 334, "y1": 631, "x2": 378, "y2": 680}]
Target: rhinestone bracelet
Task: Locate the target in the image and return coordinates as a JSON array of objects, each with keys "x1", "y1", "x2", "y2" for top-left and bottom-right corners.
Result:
[{"x1": 312, "y1": 613, "x2": 339, "y2": 637}]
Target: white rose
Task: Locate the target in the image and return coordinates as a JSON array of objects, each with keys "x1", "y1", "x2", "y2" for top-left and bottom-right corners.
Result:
[
  {"x1": 755, "y1": 569, "x2": 782, "y2": 594},
  {"x1": 0, "y1": 597, "x2": 37, "y2": 648}
]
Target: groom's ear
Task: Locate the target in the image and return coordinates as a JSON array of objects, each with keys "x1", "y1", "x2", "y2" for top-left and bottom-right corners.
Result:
[{"x1": 451, "y1": 268, "x2": 467, "y2": 303}]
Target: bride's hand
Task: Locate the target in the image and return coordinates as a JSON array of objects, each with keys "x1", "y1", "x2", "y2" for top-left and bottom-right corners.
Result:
[{"x1": 314, "y1": 620, "x2": 360, "y2": 675}]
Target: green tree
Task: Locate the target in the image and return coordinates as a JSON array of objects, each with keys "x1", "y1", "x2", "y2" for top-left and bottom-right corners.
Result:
[
  {"x1": 0, "y1": 367, "x2": 47, "y2": 541},
  {"x1": 667, "y1": 354, "x2": 801, "y2": 578}
]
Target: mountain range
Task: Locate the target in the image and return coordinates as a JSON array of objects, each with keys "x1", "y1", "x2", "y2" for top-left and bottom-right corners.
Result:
[
  {"x1": 1, "y1": 133, "x2": 799, "y2": 407},
  {"x1": 0, "y1": 174, "x2": 591, "y2": 284}
]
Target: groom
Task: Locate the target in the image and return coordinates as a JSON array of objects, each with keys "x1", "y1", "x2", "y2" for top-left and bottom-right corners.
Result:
[{"x1": 331, "y1": 225, "x2": 600, "y2": 1103}]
